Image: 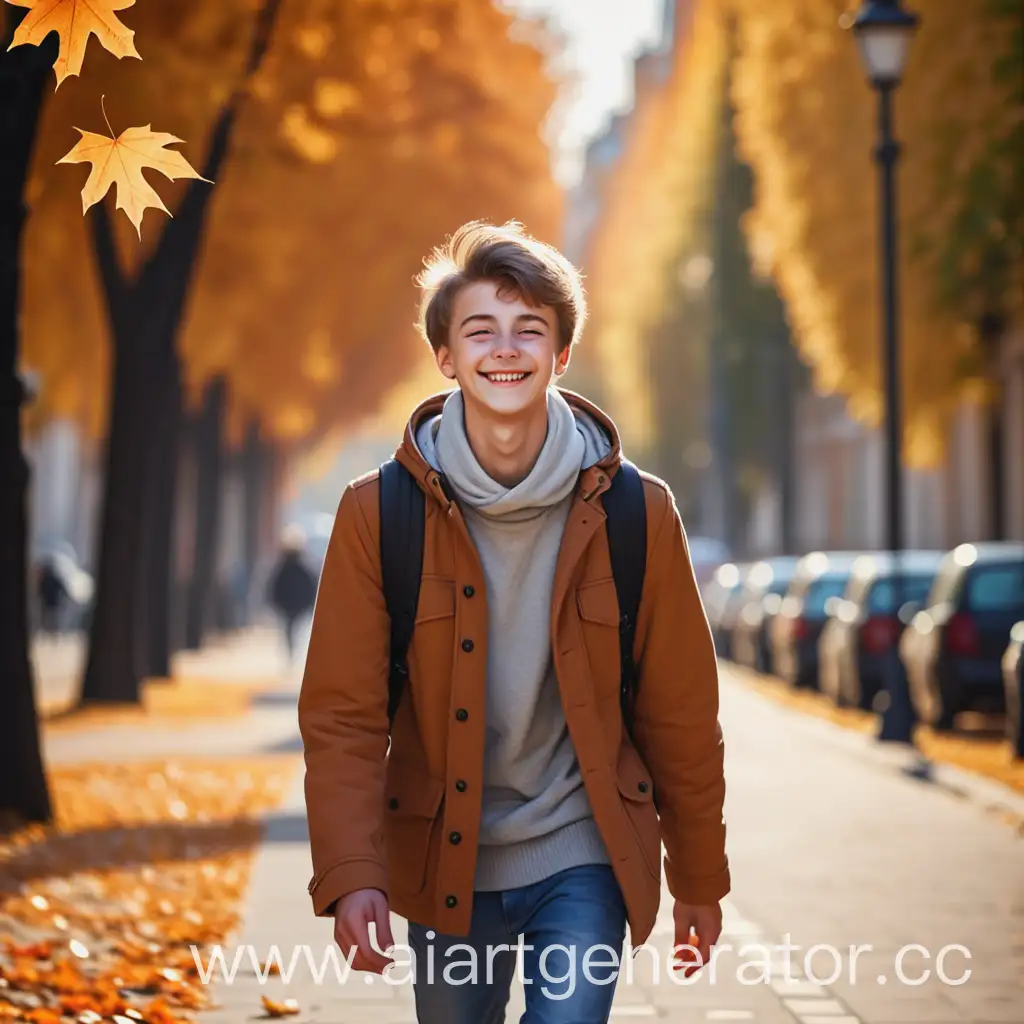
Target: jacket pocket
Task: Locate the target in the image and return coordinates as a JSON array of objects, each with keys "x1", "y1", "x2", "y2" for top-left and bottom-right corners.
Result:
[
  {"x1": 415, "y1": 576, "x2": 456, "y2": 624},
  {"x1": 409, "y1": 577, "x2": 457, "y2": 704},
  {"x1": 576, "y1": 578, "x2": 622, "y2": 700},
  {"x1": 383, "y1": 762, "x2": 446, "y2": 896},
  {"x1": 615, "y1": 744, "x2": 662, "y2": 881}
]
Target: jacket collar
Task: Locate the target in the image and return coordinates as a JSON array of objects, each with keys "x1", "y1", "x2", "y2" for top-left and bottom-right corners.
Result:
[{"x1": 393, "y1": 386, "x2": 624, "y2": 509}]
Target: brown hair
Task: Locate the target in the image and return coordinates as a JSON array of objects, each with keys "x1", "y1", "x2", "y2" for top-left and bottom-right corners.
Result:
[{"x1": 416, "y1": 220, "x2": 586, "y2": 355}]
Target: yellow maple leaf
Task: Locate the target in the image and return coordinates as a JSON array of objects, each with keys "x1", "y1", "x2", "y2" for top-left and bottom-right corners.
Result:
[
  {"x1": 5, "y1": 0, "x2": 141, "y2": 88},
  {"x1": 261, "y1": 995, "x2": 301, "y2": 1017},
  {"x1": 57, "y1": 117, "x2": 212, "y2": 238}
]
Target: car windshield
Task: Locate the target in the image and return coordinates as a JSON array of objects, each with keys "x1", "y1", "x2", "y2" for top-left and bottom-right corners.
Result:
[
  {"x1": 867, "y1": 574, "x2": 935, "y2": 614},
  {"x1": 965, "y1": 563, "x2": 1024, "y2": 612},
  {"x1": 804, "y1": 575, "x2": 849, "y2": 616}
]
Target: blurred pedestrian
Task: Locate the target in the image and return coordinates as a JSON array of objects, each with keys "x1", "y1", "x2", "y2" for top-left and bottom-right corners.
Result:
[
  {"x1": 36, "y1": 556, "x2": 69, "y2": 635},
  {"x1": 266, "y1": 526, "x2": 319, "y2": 659}
]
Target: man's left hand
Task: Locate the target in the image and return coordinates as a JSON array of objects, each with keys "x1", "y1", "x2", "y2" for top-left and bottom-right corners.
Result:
[{"x1": 672, "y1": 900, "x2": 723, "y2": 978}]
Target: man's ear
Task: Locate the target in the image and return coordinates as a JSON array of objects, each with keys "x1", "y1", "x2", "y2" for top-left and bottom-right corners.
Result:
[
  {"x1": 553, "y1": 346, "x2": 571, "y2": 377},
  {"x1": 435, "y1": 345, "x2": 457, "y2": 380}
]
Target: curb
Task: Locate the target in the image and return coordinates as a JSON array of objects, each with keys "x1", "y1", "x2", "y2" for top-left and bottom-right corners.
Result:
[{"x1": 727, "y1": 667, "x2": 1024, "y2": 829}]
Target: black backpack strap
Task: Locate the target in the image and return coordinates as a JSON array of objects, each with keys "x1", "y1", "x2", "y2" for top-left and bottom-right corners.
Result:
[
  {"x1": 379, "y1": 459, "x2": 425, "y2": 729},
  {"x1": 602, "y1": 460, "x2": 647, "y2": 740}
]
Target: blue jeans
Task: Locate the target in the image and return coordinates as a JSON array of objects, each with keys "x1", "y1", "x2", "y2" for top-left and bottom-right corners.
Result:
[{"x1": 408, "y1": 864, "x2": 627, "y2": 1024}]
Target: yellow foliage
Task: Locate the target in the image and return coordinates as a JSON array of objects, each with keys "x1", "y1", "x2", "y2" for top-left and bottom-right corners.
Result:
[
  {"x1": 20, "y1": 0, "x2": 562, "y2": 448},
  {"x1": 729, "y1": 0, "x2": 1018, "y2": 466},
  {"x1": 581, "y1": 1, "x2": 727, "y2": 454}
]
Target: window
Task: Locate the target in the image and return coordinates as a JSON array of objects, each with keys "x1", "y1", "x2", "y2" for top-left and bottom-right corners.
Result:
[
  {"x1": 867, "y1": 574, "x2": 935, "y2": 614},
  {"x1": 965, "y1": 564, "x2": 1024, "y2": 612},
  {"x1": 804, "y1": 575, "x2": 850, "y2": 616}
]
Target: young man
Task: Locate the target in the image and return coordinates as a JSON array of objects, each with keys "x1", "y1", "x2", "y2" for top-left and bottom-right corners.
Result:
[{"x1": 298, "y1": 221, "x2": 729, "y2": 1023}]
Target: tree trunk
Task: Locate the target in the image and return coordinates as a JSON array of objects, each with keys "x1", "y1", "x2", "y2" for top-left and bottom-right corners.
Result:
[
  {"x1": 141, "y1": 348, "x2": 183, "y2": 678},
  {"x1": 79, "y1": 0, "x2": 285, "y2": 701},
  {"x1": 980, "y1": 311, "x2": 1006, "y2": 541},
  {"x1": 184, "y1": 377, "x2": 226, "y2": 650},
  {"x1": 777, "y1": 337, "x2": 797, "y2": 555},
  {"x1": 79, "y1": 278, "x2": 162, "y2": 702},
  {"x1": 240, "y1": 418, "x2": 266, "y2": 626},
  {"x1": 0, "y1": 9, "x2": 54, "y2": 825}
]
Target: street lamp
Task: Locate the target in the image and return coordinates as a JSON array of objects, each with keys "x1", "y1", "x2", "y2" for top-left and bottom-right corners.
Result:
[{"x1": 848, "y1": 0, "x2": 919, "y2": 743}]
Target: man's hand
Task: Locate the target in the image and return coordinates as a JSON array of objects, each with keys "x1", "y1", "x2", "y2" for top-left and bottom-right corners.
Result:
[
  {"x1": 672, "y1": 900, "x2": 723, "y2": 978},
  {"x1": 333, "y1": 889, "x2": 395, "y2": 974}
]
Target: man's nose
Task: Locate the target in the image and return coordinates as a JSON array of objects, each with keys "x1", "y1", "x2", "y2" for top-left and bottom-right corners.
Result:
[{"x1": 491, "y1": 334, "x2": 520, "y2": 357}]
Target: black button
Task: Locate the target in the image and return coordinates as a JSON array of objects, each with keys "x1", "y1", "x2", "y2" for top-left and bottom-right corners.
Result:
[
  {"x1": 445, "y1": 895, "x2": 458, "y2": 909},
  {"x1": 637, "y1": 782, "x2": 649, "y2": 794},
  {"x1": 455, "y1": 779, "x2": 467, "y2": 792},
  {"x1": 455, "y1": 708, "x2": 469, "y2": 722},
  {"x1": 461, "y1": 639, "x2": 474, "y2": 653},
  {"x1": 463, "y1": 585, "x2": 475, "y2": 598},
  {"x1": 388, "y1": 797, "x2": 399, "y2": 809},
  {"x1": 449, "y1": 831, "x2": 462, "y2": 845}
]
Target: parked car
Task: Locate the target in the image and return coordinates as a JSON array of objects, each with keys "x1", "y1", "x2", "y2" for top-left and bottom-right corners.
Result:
[
  {"x1": 903, "y1": 542, "x2": 1024, "y2": 731},
  {"x1": 1002, "y1": 621, "x2": 1023, "y2": 759},
  {"x1": 818, "y1": 551, "x2": 944, "y2": 711},
  {"x1": 730, "y1": 556, "x2": 802, "y2": 673},
  {"x1": 702, "y1": 562, "x2": 751, "y2": 657},
  {"x1": 771, "y1": 551, "x2": 864, "y2": 689}
]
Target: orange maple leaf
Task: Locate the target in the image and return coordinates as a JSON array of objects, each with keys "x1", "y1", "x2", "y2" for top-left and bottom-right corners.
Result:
[
  {"x1": 57, "y1": 113, "x2": 212, "y2": 238},
  {"x1": 261, "y1": 995, "x2": 301, "y2": 1017},
  {"x1": 4, "y1": 0, "x2": 141, "y2": 88}
]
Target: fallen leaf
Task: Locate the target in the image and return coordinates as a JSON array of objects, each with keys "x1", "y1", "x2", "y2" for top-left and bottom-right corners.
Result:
[
  {"x1": 2, "y1": 756, "x2": 299, "y2": 1024},
  {"x1": 57, "y1": 119, "x2": 212, "y2": 238},
  {"x1": 23, "y1": 1009, "x2": 62, "y2": 1024},
  {"x1": 5, "y1": 940, "x2": 52, "y2": 960},
  {"x1": 4, "y1": 0, "x2": 141, "y2": 88},
  {"x1": 262, "y1": 995, "x2": 301, "y2": 1017}
]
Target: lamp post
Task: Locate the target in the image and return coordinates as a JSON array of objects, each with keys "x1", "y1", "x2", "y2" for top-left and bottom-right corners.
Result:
[{"x1": 848, "y1": 0, "x2": 919, "y2": 743}]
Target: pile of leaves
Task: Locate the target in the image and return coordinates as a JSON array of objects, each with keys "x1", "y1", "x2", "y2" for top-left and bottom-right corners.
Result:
[
  {"x1": 1, "y1": 756, "x2": 299, "y2": 1023},
  {"x1": 41, "y1": 679, "x2": 268, "y2": 731}
]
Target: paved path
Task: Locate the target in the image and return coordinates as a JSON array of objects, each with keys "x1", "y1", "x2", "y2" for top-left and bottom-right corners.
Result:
[
  {"x1": 32, "y1": 624, "x2": 295, "y2": 710},
  {"x1": 39, "y1": 626, "x2": 305, "y2": 765},
  {"x1": 189, "y1": 664, "x2": 1023, "y2": 1024}
]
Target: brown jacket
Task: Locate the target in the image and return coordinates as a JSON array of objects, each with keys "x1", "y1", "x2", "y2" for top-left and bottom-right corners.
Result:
[{"x1": 298, "y1": 389, "x2": 729, "y2": 945}]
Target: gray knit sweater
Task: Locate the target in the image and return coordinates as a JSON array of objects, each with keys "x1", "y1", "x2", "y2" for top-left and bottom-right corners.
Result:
[{"x1": 414, "y1": 387, "x2": 613, "y2": 891}]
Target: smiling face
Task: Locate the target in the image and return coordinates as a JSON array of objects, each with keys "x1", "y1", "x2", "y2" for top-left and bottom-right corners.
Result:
[{"x1": 435, "y1": 279, "x2": 570, "y2": 419}]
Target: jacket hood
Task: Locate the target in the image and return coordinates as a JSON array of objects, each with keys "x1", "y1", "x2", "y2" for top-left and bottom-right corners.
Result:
[{"x1": 393, "y1": 387, "x2": 624, "y2": 508}]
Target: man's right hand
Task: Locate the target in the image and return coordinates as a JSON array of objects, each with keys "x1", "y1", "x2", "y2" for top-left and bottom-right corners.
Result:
[{"x1": 333, "y1": 889, "x2": 395, "y2": 974}]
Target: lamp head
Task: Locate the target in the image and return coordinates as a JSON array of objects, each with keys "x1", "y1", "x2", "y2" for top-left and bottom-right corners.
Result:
[{"x1": 850, "y1": 0, "x2": 919, "y2": 87}]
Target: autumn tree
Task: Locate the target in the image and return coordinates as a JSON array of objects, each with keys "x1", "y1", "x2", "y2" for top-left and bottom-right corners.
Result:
[
  {"x1": 0, "y1": 2, "x2": 54, "y2": 826},
  {"x1": 19, "y1": 0, "x2": 561, "y2": 704},
  {"x1": 580, "y1": 1, "x2": 802, "y2": 552},
  {"x1": 729, "y1": 0, "x2": 1022, "y2": 468},
  {"x1": 580, "y1": 1, "x2": 726, "y2": 463}
]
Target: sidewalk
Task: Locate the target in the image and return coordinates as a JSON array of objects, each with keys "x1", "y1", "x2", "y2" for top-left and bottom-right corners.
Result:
[
  {"x1": 193, "y1": 663, "x2": 1023, "y2": 1024},
  {"x1": 32, "y1": 623, "x2": 293, "y2": 715},
  {"x1": 38, "y1": 626, "x2": 304, "y2": 765}
]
